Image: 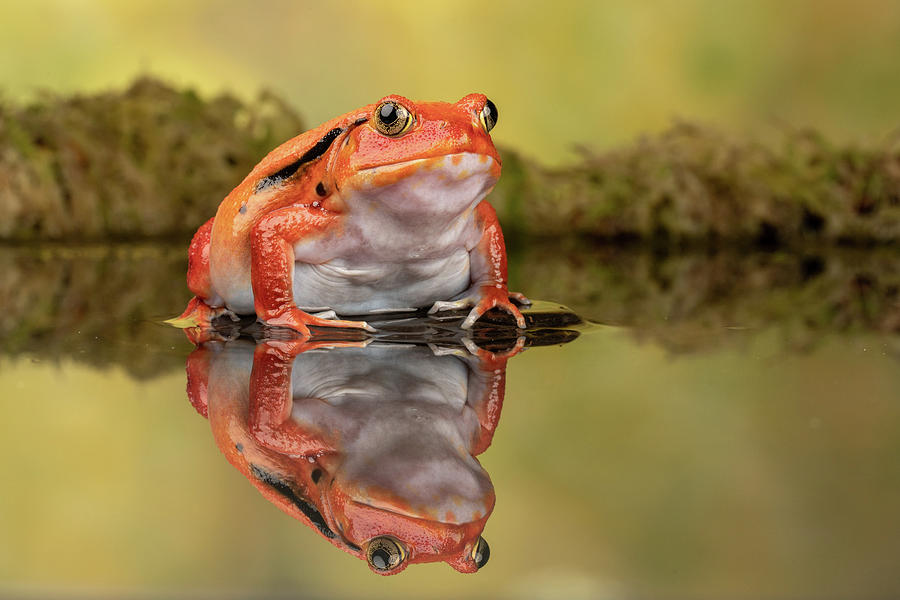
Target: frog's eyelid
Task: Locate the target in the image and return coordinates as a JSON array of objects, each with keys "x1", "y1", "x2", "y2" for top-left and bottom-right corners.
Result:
[{"x1": 254, "y1": 126, "x2": 345, "y2": 193}]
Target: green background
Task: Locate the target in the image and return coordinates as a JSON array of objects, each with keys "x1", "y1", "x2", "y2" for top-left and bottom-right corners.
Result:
[{"x1": 3, "y1": 0, "x2": 900, "y2": 163}]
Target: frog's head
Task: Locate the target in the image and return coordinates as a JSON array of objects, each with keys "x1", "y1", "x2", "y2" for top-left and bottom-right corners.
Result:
[
  {"x1": 328, "y1": 94, "x2": 502, "y2": 219},
  {"x1": 317, "y1": 448, "x2": 495, "y2": 575},
  {"x1": 229, "y1": 95, "x2": 501, "y2": 228},
  {"x1": 234, "y1": 447, "x2": 495, "y2": 575}
]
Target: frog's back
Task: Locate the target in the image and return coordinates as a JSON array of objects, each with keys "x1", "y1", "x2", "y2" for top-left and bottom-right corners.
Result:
[{"x1": 207, "y1": 109, "x2": 373, "y2": 305}]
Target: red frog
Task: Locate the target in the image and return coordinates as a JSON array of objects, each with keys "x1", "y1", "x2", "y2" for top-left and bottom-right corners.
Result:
[
  {"x1": 186, "y1": 336, "x2": 520, "y2": 574},
  {"x1": 178, "y1": 94, "x2": 528, "y2": 337}
]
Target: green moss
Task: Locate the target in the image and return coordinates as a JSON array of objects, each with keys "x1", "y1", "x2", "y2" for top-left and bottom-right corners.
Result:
[
  {"x1": 0, "y1": 78, "x2": 303, "y2": 241},
  {"x1": 1, "y1": 79, "x2": 899, "y2": 243},
  {"x1": 492, "y1": 122, "x2": 900, "y2": 243}
]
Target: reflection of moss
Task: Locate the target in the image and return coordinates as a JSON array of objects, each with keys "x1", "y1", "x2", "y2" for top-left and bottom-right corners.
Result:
[
  {"x1": 2, "y1": 79, "x2": 899, "y2": 242},
  {"x1": 512, "y1": 240, "x2": 900, "y2": 353},
  {"x1": 1, "y1": 243, "x2": 896, "y2": 378},
  {"x1": 0, "y1": 245, "x2": 191, "y2": 378},
  {"x1": 0, "y1": 78, "x2": 302, "y2": 240}
]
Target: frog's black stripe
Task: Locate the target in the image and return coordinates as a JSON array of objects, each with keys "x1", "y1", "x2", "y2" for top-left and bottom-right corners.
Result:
[
  {"x1": 254, "y1": 127, "x2": 345, "y2": 193},
  {"x1": 249, "y1": 463, "x2": 336, "y2": 539}
]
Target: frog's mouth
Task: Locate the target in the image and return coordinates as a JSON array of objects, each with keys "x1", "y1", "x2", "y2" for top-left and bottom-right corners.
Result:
[
  {"x1": 354, "y1": 152, "x2": 499, "y2": 178},
  {"x1": 341, "y1": 153, "x2": 500, "y2": 217}
]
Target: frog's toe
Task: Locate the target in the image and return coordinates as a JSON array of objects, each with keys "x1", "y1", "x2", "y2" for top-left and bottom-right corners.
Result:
[
  {"x1": 309, "y1": 310, "x2": 338, "y2": 320},
  {"x1": 428, "y1": 343, "x2": 469, "y2": 358},
  {"x1": 428, "y1": 299, "x2": 472, "y2": 314},
  {"x1": 342, "y1": 319, "x2": 376, "y2": 333},
  {"x1": 310, "y1": 315, "x2": 376, "y2": 333},
  {"x1": 510, "y1": 291, "x2": 532, "y2": 306},
  {"x1": 307, "y1": 309, "x2": 376, "y2": 332},
  {"x1": 461, "y1": 306, "x2": 483, "y2": 329},
  {"x1": 503, "y1": 303, "x2": 528, "y2": 329}
]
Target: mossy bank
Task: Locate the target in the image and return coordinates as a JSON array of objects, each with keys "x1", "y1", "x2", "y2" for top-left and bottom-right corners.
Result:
[{"x1": 2, "y1": 79, "x2": 899, "y2": 244}]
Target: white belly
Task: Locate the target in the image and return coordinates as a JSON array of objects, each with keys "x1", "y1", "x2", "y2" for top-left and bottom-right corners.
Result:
[
  {"x1": 218, "y1": 152, "x2": 492, "y2": 316},
  {"x1": 292, "y1": 249, "x2": 470, "y2": 314}
]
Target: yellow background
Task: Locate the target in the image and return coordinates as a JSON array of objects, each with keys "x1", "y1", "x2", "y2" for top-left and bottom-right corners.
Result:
[{"x1": 2, "y1": 0, "x2": 899, "y2": 163}]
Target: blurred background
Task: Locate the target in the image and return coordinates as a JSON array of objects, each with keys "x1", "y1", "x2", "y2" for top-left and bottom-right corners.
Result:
[
  {"x1": 2, "y1": 2, "x2": 899, "y2": 599},
  {"x1": 3, "y1": 0, "x2": 900, "y2": 164}
]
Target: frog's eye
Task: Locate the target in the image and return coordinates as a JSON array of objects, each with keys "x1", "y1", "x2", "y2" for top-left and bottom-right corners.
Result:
[
  {"x1": 366, "y1": 536, "x2": 407, "y2": 572},
  {"x1": 479, "y1": 99, "x2": 498, "y2": 133},
  {"x1": 471, "y1": 536, "x2": 490, "y2": 569},
  {"x1": 373, "y1": 101, "x2": 413, "y2": 137}
]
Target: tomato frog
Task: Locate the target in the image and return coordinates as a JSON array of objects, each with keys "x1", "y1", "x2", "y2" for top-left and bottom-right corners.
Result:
[
  {"x1": 177, "y1": 94, "x2": 528, "y2": 337},
  {"x1": 185, "y1": 336, "x2": 520, "y2": 574}
]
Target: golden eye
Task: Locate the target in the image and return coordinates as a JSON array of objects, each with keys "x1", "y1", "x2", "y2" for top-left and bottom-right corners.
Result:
[
  {"x1": 471, "y1": 536, "x2": 490, "y2": 569},
  {"x1": 366, "y1": 536, "x2": 407, "y2": 572},
  {"x1": 479, "y1": 99, "x2": 498, "y2": 133},
  {"x1": 373, "y1": 101, "x2": 413, "y2": 137}
]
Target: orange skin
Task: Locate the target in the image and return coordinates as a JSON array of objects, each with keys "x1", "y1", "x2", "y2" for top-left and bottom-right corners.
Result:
[
  {"x1": 178, "y1": 94, "x2": 526, "y2": 337},
  {"x1": 185, "y1": 337, "x2": 519, "y2": 574}
]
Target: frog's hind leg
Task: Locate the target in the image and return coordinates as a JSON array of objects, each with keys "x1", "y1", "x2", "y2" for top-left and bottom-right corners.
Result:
[
  {"x1": 185, "y1": 345, "x2": 212, "y2": 417},
  {"x1": 187, "y1": 217, "x2": 216, "y2": 300},
  {"x1": 169, "y1": 218, "x2": 233, "y2": 329}
]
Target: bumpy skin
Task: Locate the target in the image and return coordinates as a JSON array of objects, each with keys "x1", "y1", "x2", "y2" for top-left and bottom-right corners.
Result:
[
  {"x1": 185, "y1": 338, "x2": 519, "y2": 574},
  {"x1": 178, "y1": 94, "x2": 526, "y2": 337}
]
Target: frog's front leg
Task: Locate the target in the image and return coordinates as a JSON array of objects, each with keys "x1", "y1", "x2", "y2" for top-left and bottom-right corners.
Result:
[
  {"x1": 429, "y1": 202, "x2": 529, "y2": 329},
  {"x1": 462, "y1": 336, "x2": 524, "y2": 454},
  {"x1": 248, "y1": 339, "x2": 337, "y2": 456},
  {"x1": 251, "y1": 206, "x2": 374, "y2": 337}
]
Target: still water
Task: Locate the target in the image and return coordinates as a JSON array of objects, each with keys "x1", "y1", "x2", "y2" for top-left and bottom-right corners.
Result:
[{"x1": 1, "y1": 242, "x2": 898, "y2": 599}]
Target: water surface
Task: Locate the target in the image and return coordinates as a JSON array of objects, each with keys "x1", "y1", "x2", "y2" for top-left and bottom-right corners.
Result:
[{"x1": 1, "y1": 242, "x2": 898, "y2": 599}]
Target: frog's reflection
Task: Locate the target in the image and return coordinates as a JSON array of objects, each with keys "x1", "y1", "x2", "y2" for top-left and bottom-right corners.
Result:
[{"x1": 186, "y1": 334, "x2": 519, "y2": 574}]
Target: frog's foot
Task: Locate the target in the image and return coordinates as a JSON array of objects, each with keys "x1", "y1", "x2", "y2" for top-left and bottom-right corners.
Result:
[
  {"x1": 464, "y1": 288, "x2": 526, "y2": 329},
  {"x1": 429, "y1": 286, "x2": 527, "y2": 330},
  {"x1": 429, "y1": 290, "x2": 529, "y2": 328},
  {"x1": 166, "y1": 296, "x2": 238, "y2": 329},
  {"x1": 262, "y1": 307, "x2": 375, "y2": 338},
  {"x1": 463, "y1": 335, "x2": 526, "y2": 363}
]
